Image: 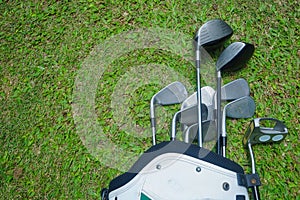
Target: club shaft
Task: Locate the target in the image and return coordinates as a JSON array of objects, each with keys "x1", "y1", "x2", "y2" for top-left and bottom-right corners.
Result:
[
  {"x1": 222, "y1": 140, "x2": 226, "y2": 157},
  {"x1": 151, "y1": 126, "x2": 156, "y2": 145},
  {"x1": 252, "y1": 186, "x2": 261, "y2": 200},
  {"x1": 150, "y1": 100, "x2": 156, "y2": 145},
  {"x1": 196, "y1": 54, "x2": 203, "y2": 147},
  {"x1": 248, "y1": 142, "x2": 256, "y2": 174},
  {"x1": 221, "y1": 106, "x2": 227, "y2": 157},
  {"x1": 248, "y1": 142, "x2": 261, "y2": 200},
  {"x1": 151, "y1": 116, "x2": 156, "y2": 145},
  {"x1": 217, "y1": 71, "x2": 222, "y2": 154},
  {"x1": 171, "y1": 111, "x2": 180, "y2": 141}
]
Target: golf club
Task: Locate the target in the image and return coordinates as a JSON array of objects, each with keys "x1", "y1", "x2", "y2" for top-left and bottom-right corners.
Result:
[
  {"x1": 150, "y1": 81, "x2": 188, "y2": 145},
  {"x1": 194, "y1": 32, "x2": 204, "y2": 146},
  {"x1": 194, "y1": 19, "x2": 234, "y2": 147},
  {"x1": 194, "y1": 19, "x2": 233, "y2": 51},
  {"x1": 243, "y1": 118, "x2": 288, "y2": 200},
  {"x1": 216, "y1": 42, "x2": 255, "y2": 154},
  {"x1": 171, "y1": 103, "x2": 208, "y2": 141},
  {"x1": 222, "y1": 96, "x2": 256, "y2": 157}
]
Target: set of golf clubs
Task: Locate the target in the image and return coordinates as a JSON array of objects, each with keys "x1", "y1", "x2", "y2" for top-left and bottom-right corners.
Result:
[
  {"x1": 150, "y1": 19, "x2": 288, "y2": 200},
  {"x1": 151, "y1": 19, "x2": 255, "y2": 156}
]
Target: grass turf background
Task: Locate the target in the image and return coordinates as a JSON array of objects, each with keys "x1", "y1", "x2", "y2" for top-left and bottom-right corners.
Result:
[{"x1": 1, "y1": 0, "x2": 299, "y2": 199}]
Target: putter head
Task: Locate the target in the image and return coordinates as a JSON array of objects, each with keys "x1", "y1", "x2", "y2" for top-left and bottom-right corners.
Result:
[
  {"x1": 195, "y1": 19, "x2": 233, "y2": 51},
  {"x1": 221, "y1": 78, "x2": 250, "y2": 101},
  {"x1": 151, "y1": 81, "x2": 188, "y2": 106},
  {"x1": 225, "y1": 96, "x2": 256, "y2": 119},
  {"x1": 216, "y1": 42, "x2": 255, "y2": 72},
  {"x1": 243, "y1": 118, "x2": 288, "y2": 146}
]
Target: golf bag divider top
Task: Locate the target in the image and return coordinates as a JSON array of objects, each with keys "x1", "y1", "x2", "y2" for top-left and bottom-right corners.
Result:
[{"x1": 102, "y1": 141, "x2": 260, "y2": 200}]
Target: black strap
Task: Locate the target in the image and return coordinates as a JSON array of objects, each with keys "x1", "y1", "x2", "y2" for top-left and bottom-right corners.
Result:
[{"x1": 237, "y1": 173, "x2": 261, "y2": 188}]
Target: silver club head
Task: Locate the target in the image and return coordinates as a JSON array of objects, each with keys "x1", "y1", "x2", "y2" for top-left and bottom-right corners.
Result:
[
  {"x1": 181, "y1": 86, "x2": 215, "y2": 121},
  {"x1": 181, "y1": 86, "x2": 215, "y2": 109},
  {"x1": 221, "y1": 78, "x2": 250, "y2": 101},
  {"x1": 151, "y1": 81, "x2": 188, "y2": 107},
  {"x1": 171, "y1": 104, "x2": 208, "y2": 141},
  {"x1": 180, "y1": 104, "x2": 208, "y2": 126},
  {"x1": 150, "y1": 81, "x2": 188, "y2": 145},
  {"x1": 225, "y1": 96, "x2": 256, "y2": 119},
  {"x1": 221, "y1": 96, "x2": 256, "y2": 157}
]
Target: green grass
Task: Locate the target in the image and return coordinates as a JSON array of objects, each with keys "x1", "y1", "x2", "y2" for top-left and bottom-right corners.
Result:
[{"x1": 1, "y1": 0, "x2": 299, "y2": 199}]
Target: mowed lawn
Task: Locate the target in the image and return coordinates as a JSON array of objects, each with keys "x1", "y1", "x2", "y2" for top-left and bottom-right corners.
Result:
[{"x1": 1, "y1": 1, "x2": 299, "y2": 199}]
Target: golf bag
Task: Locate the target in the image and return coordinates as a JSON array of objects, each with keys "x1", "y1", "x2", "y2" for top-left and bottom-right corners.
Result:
[{"x1": 101, "y1": 141, "x2": 260, "y2": 200}]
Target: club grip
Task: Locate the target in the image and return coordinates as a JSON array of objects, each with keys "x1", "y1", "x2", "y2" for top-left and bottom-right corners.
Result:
[
  {"x1": 222, "y1": 136, "x2": 227, "y2": 157},
  {"x1": 150, "y1": 118, "x2": 156, "y2": 128}
]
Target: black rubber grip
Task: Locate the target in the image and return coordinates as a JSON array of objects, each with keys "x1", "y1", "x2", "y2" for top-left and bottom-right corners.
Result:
[
  {"x1": 150, "y1": 118, "x2": 156, "y2": 128},
  {"x1": 222, "y1": 136, "x2": 227, "y2": 147}
]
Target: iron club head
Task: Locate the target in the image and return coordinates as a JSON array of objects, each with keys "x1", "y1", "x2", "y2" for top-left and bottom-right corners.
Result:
[
  {"x1": 151, "y1": 81, "x2": 188, "y2": 107},
  {"x1": 181, "y1": 86, "x2": 215, "y2": 110},
  {"x1": 221, "y1": 96, "x2": 256, "y2": 157},
  {"x1": 224, "y1": 96, "x2": 256, "y2": 119},
  {"x1": 181, "y1": 86, "x2": 215, "y2": 122},
  {"x1": 221, "y1": 78, "x2": 250, "y2": 101},
  {"x1": 171, "y1": 103, "x2": 208, "y2": 141},
  {"x1": 150, "y1": 81, "x2": 188, "y2": 145}
]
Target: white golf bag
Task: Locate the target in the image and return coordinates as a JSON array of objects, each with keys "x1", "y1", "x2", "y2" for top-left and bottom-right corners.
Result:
[{"x1": 101, "y1": 141, "x2": 259, "y2": 200}]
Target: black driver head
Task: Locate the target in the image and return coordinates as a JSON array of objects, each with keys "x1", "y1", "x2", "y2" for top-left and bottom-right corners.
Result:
[
  {"x1": 216, "y1": 42, "x2": 255, "y2": 72},
  {"x1": 195, "y1": 19, "x2": 233, "y2": 51}
]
